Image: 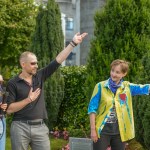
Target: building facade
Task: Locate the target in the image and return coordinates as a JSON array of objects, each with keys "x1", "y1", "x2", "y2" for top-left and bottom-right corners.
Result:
[
  {"x1": 56, "y1": 0, "x2": 105, "y2": 65},
  {"x1": 36, "y1": 0, "x2": 106, "y2": 65}
]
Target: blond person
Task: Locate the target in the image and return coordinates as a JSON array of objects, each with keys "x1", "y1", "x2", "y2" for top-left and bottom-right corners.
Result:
[{"x1": 88, "y1": 59, "x2": 150, "y2": 150}]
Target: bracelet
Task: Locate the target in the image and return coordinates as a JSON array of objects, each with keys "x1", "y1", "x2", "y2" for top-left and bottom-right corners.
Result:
[
  {"x1": 28, "y1": 96, "x2": 33, "y2": 103},
  {"x1": 71, "y1": 40, "x2": 77, "y2": 46},
  {"x1": 70, "y1": 42, "x2": 75, "y2": 47}
]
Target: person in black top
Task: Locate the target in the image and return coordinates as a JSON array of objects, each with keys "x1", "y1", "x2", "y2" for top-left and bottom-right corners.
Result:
[
  {"x1": 6, "y1": 32, "x2": 88, "y2": 150},
  {"x1": 0, "y1": 74, "x2": 7, "y2": 150}
]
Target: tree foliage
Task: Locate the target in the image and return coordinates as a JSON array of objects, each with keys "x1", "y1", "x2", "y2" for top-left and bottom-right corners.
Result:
[
  {"x1": 85, "y1": 0, "x2": 150, "y2": 148},
  {"x1": 85, "y1": 0, "x2": 150, "y2": 101},
  {"x1": 0, "y1": 0, "x2": 37, "y2": 67},
  {"x1": 57, "y1": 66, "x2": 89, "y2": 133},
  {"x1": 30, "y1": 0, "x2": 64, "y2": 129},
  {"x1": 133, "y1": 53, "x2": 150, "y2": 149}
]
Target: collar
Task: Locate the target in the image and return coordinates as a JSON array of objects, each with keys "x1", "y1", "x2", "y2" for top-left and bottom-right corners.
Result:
[
  {"x1": 15, "y1": 73, "x2": 36, "y2": 82},
  {"x1": 103, "y1": 79, "x2": 125, "y2": 89},
  {"x1": 16, "y1": 74, "x2": 23, "y2": 82}
]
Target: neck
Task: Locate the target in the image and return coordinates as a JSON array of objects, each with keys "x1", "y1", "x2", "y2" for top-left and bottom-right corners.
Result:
[
  {"x1": 20, "y1": 71, "x2": 32, "y2": 80},
  {"x1": 115, "y1": 81, "x2": 120, "y2": 85},
  {"x1": 110, "y1": 78, "x2": 122, "y2": 85}
]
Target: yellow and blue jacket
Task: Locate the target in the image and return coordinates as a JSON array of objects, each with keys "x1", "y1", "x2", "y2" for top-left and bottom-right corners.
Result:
[{"x1": 88, "y1": 79, "x2": 150, "y2": 142}]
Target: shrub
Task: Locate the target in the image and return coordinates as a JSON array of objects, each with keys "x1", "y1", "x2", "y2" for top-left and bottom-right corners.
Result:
[{"x1": 57, "y1": 66, "x2": 89, "y2": 133}]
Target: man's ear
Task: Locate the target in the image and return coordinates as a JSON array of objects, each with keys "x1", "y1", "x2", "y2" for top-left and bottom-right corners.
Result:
[{"x1": 20, "y1": 61, "x2": 25, "y2": 68}]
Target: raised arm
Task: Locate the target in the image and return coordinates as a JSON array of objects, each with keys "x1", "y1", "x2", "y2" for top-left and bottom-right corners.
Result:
[{"x1": 56, "y1": 32, "x2": 88, "y2": 64}]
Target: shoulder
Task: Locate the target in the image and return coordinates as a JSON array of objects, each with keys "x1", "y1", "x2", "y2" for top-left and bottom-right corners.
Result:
[
  {"x1": 95, "y1": 80, "x2": 107, "y2": 84},
  {"x1": 93, "y1": 81, "x2": 105, "y2": 90},
  {"x1": 100, "y1": 79, "x2": 109, "y2": 87},
  {"x1": 122, "y1": 81, "x2": 130, "y2": 85},
  {"x1": 7, "y1": 75, "x2": 20, "y2": 86},
  {"x1": 94, "y1": 82, "x2": 102, "y2": 87},
  {"x1": 101, "y1": 80, "x2": 107, "y2": 84}
]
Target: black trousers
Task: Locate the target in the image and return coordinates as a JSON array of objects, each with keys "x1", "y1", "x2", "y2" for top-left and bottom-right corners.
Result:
[{"x1": 93, "y1": 134, "x2": 126, "y2": 150}]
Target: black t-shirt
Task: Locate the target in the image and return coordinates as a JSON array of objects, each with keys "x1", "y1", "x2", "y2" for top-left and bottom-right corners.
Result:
[{"x1": 6, "y1": 60, "x2": 60, "y2": 121}]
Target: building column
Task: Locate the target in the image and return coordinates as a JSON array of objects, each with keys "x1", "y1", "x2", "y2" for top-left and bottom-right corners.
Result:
[{"x1": 73, "y1": 0, "x2": 80, "y2": 66}]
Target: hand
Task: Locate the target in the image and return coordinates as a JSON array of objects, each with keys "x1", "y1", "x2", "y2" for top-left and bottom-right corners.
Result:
[
  {"x1": 0, "y1": 102, "x2": 7, "y2": 111},
  {"x1": 72, "y1": 32, "x2": 88, "y2": 45},
  {"x1": 91, "y1": 129, "x2": 98, "y2": 143},
  {"x1": 28, "y1": 87, "x2": 41, "y2": 102}
]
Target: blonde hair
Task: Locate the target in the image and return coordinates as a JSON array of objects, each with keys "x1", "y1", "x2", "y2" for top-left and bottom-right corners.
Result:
[
  {"x1": 19, "y1": 51, "x2": 36, "y2": 63},
  {"x1": 111, "y1": 59, "x2": 130, "y2": 74}
]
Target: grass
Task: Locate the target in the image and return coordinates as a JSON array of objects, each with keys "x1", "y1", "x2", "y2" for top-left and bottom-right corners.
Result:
[
  {"x1": 6, "y1": 137, "x2": 11, "y2": 150},
  {"x1": 6, "y1": 137, "x2": 147, "y2": 150},
  {"x1": 128, "y1": 139, "x2": 147, "y2": 150},
  {"x1": 51, "y1": 138, "x2": 68, "y2": 150},
  {"x1": 6, "y1": 137, "x2": 68, "y2": 150}
]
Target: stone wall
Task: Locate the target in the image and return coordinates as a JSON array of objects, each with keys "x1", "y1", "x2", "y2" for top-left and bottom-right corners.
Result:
[{"x1": 80, "y1": 0, "x2": 105, "y2": 65}]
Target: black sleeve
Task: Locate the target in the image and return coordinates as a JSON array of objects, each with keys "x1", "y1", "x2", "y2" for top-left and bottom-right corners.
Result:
[
  {"x1": 38, "y1": 59, "x2": 60, "y2": 82},
  {"x1": 6, "y1": 81, "x2": 17, "y2": 105}
]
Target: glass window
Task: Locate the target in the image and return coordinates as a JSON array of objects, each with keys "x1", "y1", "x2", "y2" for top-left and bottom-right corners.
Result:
[{"x1": 66, "y1": 17, "x2": 73, "y2": 30}]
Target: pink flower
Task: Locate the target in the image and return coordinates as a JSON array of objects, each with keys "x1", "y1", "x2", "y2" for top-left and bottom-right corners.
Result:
[
  {"x1": 53, "y1": 130, "x2": 60, "y2": 139},
  {"x1": 63, "y1": 130, "x2": 69, "y2": 140}
]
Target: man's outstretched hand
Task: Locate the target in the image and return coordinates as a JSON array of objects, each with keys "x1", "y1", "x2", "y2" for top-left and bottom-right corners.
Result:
[
  {"x1": 55, "y1": 32, "x2": 88, "y2": 64},
  {"x1": 72, "y1": 32, "x2": 88, "y2": 45}
]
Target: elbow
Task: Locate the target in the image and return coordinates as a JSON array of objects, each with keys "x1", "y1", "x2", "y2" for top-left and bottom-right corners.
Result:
[
  {"x1": 56, "y1": 57, "x2": 62, "y2": 64},
  {"x1": 6, "y1": 110, "x2": 13, "y2": 115},
  {"x1": 6, "y1": 109, "x2": 12, "y2": 115},
  {"x1": 89, "y1": 112, "x2": 96, "y2": 116},
  {"x1": 6, "y1": 106, "x2": 13, "y2": 114}
]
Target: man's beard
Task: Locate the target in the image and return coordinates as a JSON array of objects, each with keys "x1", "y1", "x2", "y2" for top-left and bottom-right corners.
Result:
[{"x1": 28, "y1": 70, "x2": 37, "y2": 76}]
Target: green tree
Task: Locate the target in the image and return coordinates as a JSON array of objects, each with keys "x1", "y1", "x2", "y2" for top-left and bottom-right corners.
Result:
[
  {"x1": 30, "y1": 0, "x2": 64, "y2": 129},
  {"x1": 143, "y1": 101, "x2": 150, "y2": 148},
  {"x1": 57, "y1": 66, "x2": 88, "y2": 131},
  {"x1": 133, "y1": 53, "x2": 150, "y2": 149},
  {"x1": 85, "y1": 0, "x2": 150, "y2": 100},
  {"x1": 85, "y1": 0, "x2": 150, "y2": 147},
  {"x1": 0, "y1": 0, "x2": 37, "y2": 68}
]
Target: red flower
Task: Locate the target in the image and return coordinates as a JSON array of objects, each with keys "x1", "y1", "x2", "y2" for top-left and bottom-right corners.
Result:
[{"x1": 119, "y1": 93, "x2": 126, "y2": 101}]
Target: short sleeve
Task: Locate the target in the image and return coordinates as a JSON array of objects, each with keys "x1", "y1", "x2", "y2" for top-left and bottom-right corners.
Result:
[{"x1": 6, "y1": 81, "x2": 17, "y2": 105}]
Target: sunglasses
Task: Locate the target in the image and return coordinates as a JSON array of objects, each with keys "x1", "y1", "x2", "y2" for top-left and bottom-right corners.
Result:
[{"x1": 30, "y1": 62, "x2": 38, "y2": 65}]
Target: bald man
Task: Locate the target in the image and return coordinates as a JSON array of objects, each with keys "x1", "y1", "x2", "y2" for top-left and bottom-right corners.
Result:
[
  {"x1": 0, "y1": 74, "x2": 7, "y2": 150},
  {"x1": 6, "y1": 33, "x2": 88, "y2": 150}
]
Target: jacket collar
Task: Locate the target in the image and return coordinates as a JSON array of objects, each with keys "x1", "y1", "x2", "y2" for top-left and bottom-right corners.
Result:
[{"x1": 103, "y1": 79, "x2": 125, "y2": 90}]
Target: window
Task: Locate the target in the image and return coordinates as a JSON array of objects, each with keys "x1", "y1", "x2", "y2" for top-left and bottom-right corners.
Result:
[{"x1": 66, "y1": 17, "x2": 73, "y2": 30}]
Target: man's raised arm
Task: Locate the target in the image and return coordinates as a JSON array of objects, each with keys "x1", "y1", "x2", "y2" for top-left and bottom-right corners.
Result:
[{"x1": 56, "y1": 32, "x2": 88, "y2": 64}]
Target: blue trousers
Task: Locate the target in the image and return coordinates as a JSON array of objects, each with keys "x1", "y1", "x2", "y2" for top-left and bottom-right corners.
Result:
[{"x1": 0, "y1": 117, "x2": 6, "y2": 150}]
